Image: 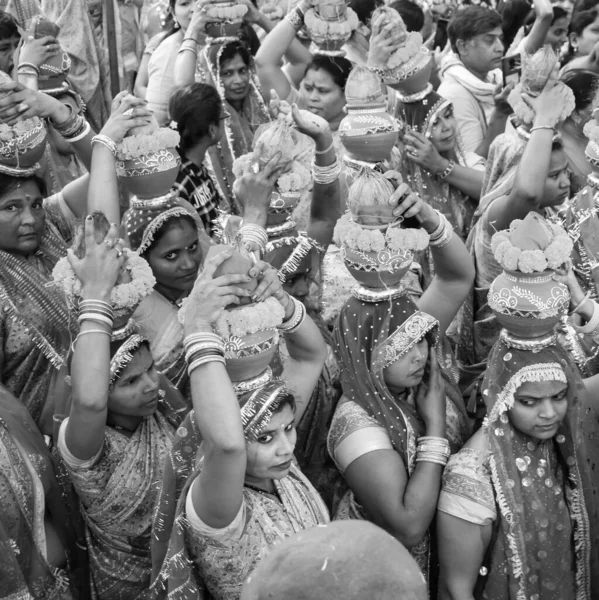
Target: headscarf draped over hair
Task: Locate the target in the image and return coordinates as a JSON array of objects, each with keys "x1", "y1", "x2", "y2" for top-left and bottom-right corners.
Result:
[
  {"x1": 151, "y1": 377, "x2": 292, "y2": 598},
  {"x1": 477, "y1": 339, "x2": 599, "y2": 599}
]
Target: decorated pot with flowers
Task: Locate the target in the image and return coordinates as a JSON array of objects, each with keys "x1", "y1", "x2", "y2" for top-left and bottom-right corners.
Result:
[
  {"x1": 53, "y1": 248, "x2": 156, "y2": 319},
  {"x1": 334, "y1": 211, "x2": 429, "y2": 288},
  {"x1": 204, "y1": 0, "x2": 248, "y2": 39},
  {"x1": 339, "y1": 66, "x2": 401, "y2": 163},
  {"x1": 584, "y1": 111, "x2": 599, "y2": 174},
  {"x1": 488, "y1": 214, "x2": 572, "y2": 339},
  {"x1": 28, "y1": 16, "x2": 71, "y2": 95},
  {"x1": 305, "y1": 0, "x2": 359, "y2": 54},
  {"x1": 507, "y1": 46, "x2": 574, "y2": 128},
  {"x1": 367, "y1": 8, "x2": 432, "y2": 96},
  {"x1": 216, "y1": 298, "x2": 285, "y2": 382},
  {"x1": 115, "y1": 116, "x2": 180, "y2": 199}
]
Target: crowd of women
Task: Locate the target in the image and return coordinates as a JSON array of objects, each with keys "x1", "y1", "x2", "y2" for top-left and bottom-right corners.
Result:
[{"x1": 2, "y1": 0, "x2": 599, "y2": 598}]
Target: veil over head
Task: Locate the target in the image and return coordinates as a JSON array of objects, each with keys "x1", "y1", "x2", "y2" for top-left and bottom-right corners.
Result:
[{"x1": 478, "y1": 339, "x2": 599, "y2": 599}]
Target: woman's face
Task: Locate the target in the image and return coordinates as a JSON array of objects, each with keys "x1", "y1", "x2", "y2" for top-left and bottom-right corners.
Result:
[
  {"x1": 572, "y1": 15, "x2": 599, "y2": 56},
  {"x1": 546, "y1": 17, "x2": 569, "y2": 52},
  {"x1": 508, "y1": 380, "x2": 568, "y2": 441},
  {"x1": 0, "y1": 33, "x2": 20, "y2": 74},
  {"x1": 428, "y1": 104, "x2": 457, "y2": 154},
  {"x1": 145, "y1": 218, "x2": 202, "y2": 300},
  {"x1": 172, "y1": 0, "x2": 193, "y2": 31},
  {"x1": 109, "y1": 345, "x2": 161, "y2": 418},
  {"x1": 220, "y1": 53, "x2": 251, "y2": 104},
  {"x1": 245, "y1": 404, "x2": 296, "y2": 484},
  {"x1": 541, "y1": 149, "x2": 571, "y2": 207},
  {"x1": 0, "y1": 180, "x2": 45, "y2": 255},
  {"x1": 383, "y1": 338, "x2": 428, "y2": 392},
  {"x1": 301, "y1": 68, "x2": 346, "y2": 124}
]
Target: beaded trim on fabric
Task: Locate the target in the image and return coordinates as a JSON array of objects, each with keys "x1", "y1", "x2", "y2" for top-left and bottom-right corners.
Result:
[
  {"x1": 131, "y1": 191, "x2": 177, "y2": 209},
  {"x1": 109, "y1": 334, "x2": 146, "y2": 384},
  {"x1": 396, "y1": 83, "x2": 434, "y2": 104},
  {"x1": 0, "y1": 162, "x2": 40, "y2": 177},
  {"x1": 499, "y1": 329, "x2": 557, "y2": 351},
  {"x1": 483, "y1": 363, "x2": 567, "y2": 425},
  {"x1": 351, "y1": 284, "x2": 406, "y2": 303},
  {"x1": 232, "y1": 367, "x2": 273, "y2": 397},
  {"x1": 137, "y1": 207, "x2": 191, "y2": 254},
  {"x1": 373, "y1": 311, "x2": 439, "y2": 371},
  {"x1": 240, "y1": 379, "x2": 289, "y2": 442}
]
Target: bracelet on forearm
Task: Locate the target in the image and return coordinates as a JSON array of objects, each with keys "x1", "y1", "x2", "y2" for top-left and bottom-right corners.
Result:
[
  {"x1": 236, "y1": 222, "x2": 268, "y2": 256},
  {"x1": 286, "y1": 6, "x2": 304, "y2": 32},
  {"x1": 570, "y1": 291, "x2": 591, "y2": 316},
  {"x1": 91, "y1": 134, "x2": 117, "y2": 157},
  {"x1": 278, "y1": 295, "x2": 306, "y2": 333},
  {"x1": 574, "y1": 300, "x2": 599, "y2": 334},
  {"x1": 17, "y1": 62, "x2": 40, "y2": 76},
  {"x1": 438, "y1": 159, "x2": 455, "y2": 180},
  {"x1": 314, "y1": 139, "x2": 335, "y2": 155},
  {"x1": 428, "y1": 212, "x2": 453, "y2": 248},
  {"x1": 311, "y1": 157, "x2": 341, "y2": 185},
  {"x1": 530, "y1": 124, "x2": 555, "y2": 133}
]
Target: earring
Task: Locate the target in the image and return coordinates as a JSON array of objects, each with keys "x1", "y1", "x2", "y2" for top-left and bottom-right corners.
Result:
[
  {"x1": 174, "y1": 20, "x2": 180, "y2": 29},
  {"x1": 158, "y1": 389, "x2": 166, "y2": 399}
]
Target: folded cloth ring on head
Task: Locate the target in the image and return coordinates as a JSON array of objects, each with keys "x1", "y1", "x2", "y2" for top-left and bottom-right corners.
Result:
[
  {"x1": 123, "y1": 108, "x2": 134, "y2": 118},
  {"x1": 251, "y1": 162, "x2": 260, "y2": 174}
]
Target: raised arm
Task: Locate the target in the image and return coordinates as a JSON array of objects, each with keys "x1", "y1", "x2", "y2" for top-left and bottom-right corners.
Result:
[
  {"x1": 173, "y1": 2, "x2": 210, "y2": 88},
  {"x1": 388, "y1": 175, "x2": 475, "y2": 335},
  {"x1": 64, "y1": 220, "x2": 126, "y2": 460},
  {"x1": 254, "y1": 0, "x2": 312, "y2": 102},
  {"x1": 344, "y1": 349, "x2": 448, "y2": 548},
  {"x1": 86, "y1": 92, "x2": 154, "y2": 224},
  {"x1": 185, "y1": 248, "x2": 256, "y2": 529},
  {"x1": 521, "y1": 0, "x2": 554, "y2": 55},
  {"x1": 486, "y1": 82, "x2": 571, "y2": 232}
]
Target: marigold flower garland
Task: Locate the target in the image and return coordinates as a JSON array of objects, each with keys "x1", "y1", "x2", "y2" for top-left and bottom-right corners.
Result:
[
  {"x1": 0, "y1": 116, "x2": 42, "y2": 141},
  {"x1": 116, "y1": 128, "x2": 180, "y2": 161},
  {"x1": 333, "y1": 212, "x2": 429, "y2": 253},
  {"x1": 178, "y1": 296, "x2": 285, "y2": 339},
  {"x1": 52, "y1": 249, "x2": 156, "y2": 316},
  {"x1": 232, "y1": 153, "x2": 311, "y2": 194},
  {"x1": 491, "y1": 220, "x2": 573, "y2": 273}
]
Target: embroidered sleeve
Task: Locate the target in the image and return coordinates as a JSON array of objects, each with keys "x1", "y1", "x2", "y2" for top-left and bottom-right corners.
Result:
[
  {"x1": 327, "y1": 400, "x2": 393, "y2": 473},
  {"x1": 438, "y1": 447, "x2": 497, "y2": 525},
  {"x1": 185, "y1": 478, "x2": 246, "y2": 545}
]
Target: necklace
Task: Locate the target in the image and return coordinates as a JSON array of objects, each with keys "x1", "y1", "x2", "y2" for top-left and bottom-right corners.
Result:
[{"x1": 244, "y1": 481, "x2": 280, "y2": 501}]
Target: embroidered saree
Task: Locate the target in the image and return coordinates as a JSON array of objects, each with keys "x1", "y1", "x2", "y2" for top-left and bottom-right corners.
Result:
[
  {"x1": 329, "y1": 293, "x2": 470, "y2": 575},
  {"x1": 0, "y1": 383, "x2": 87, "y2": 600},
  {"x1": 0, "y1": 194, "x2": 77, "y2": 435},
  {"x1": 439, "y1": 340, "x2": 599, "y2": 599},
  {"x1": 58, "y1": 395, "x2": 184, "y2": 600}
]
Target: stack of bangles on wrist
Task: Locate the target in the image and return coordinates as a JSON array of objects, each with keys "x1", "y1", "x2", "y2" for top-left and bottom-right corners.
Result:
[
  {"x1": 428, "y1": 212, "x2": 453, "y2": 248},
  {"x1": 17, "y1": 61, "x2": 39, "y2": 78},
  {"x1": 415, "y1": 436, "x2": 450, "y2": 466},
  {"x1": 311, "y1": 157, "x2": 341, "y2": 185},
  {"x1": 75, "y1": 299, "x2": 114, "y2": 344},
  {"x1": 438, "y1": 159, "x2": 455, "y2": 180},
  {"x1": 236, "y1": 223, "x2": 268, "y2": 258},
  {"x1": 51, "y1": 104, "x2": 92, "y2": 143},
  {"x1": 286, "y1": 5, "x2": 304, "y2": 32},
  {"x1": 184, "y1": 332, "x2": 226, "y2": 376},
  {"x1": 179, "y1": 37, "x2": 199, "y2": 58},
  {"x1": 572, "y1": 293, "x2": 599, "y2": 335},
  {"x1": 278, "y1": 295, "x2": 306, "y2": 334},
  {"x1": 91, "y1": 134, "x2": 117, "y2": 157}
]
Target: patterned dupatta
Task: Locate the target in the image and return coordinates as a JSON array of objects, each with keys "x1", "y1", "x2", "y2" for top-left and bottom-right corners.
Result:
[
  {"x1": 64, "y1": 402, "x2": 181, "y2": 600},
  {"x1": 479, "y1": 341, "x2": 598, "y2": 599},
  {"x1": 333, "y1": 294, "x2": 470, "y2": 574},
  {"x1": 0, "y1": 384, "x2": 87, "y2": 599}
]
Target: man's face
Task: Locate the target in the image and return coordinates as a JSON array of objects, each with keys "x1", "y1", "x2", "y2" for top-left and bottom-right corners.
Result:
[{"x1": 458, "y1": 27, "x2": 504, "y2": 75}]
